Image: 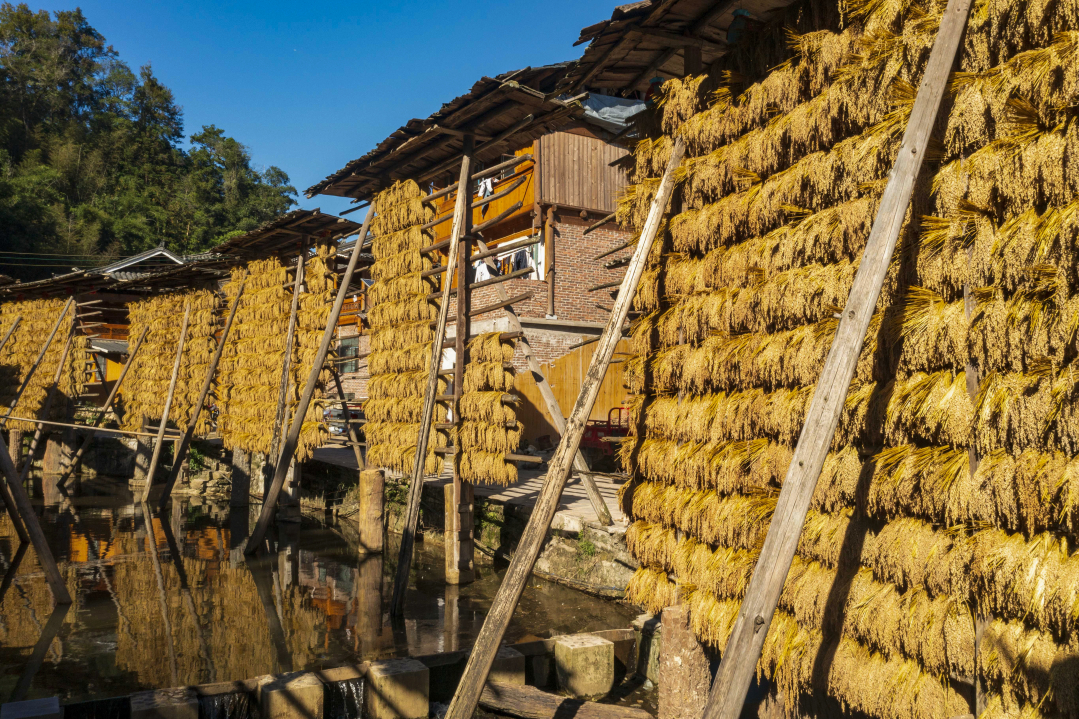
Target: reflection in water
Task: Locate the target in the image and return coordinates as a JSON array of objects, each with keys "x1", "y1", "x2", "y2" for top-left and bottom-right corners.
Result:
[{"x1": 0, "y1": 474, "x2": 636, "y2": 704}]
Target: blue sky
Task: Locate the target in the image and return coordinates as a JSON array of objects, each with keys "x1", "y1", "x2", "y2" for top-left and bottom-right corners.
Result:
[{"x1": 34, "y1": 0, "x2": 618, "y2": 216}]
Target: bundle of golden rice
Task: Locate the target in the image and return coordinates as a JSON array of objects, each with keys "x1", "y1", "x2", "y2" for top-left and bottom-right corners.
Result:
[
  {"x1": 0, "y1": 298, "x2": 91, "y2": 432},
  {"x1": 365, "y1": 180, "x2": 447, "y2": 476},
  {"x1": 122, "y1": 289, "x2": 218, "y2": 436}
]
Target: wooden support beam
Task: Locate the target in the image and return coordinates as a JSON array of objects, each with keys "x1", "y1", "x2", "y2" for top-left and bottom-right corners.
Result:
[
  {"x1": 701, "y1": 3, "x2": 971, "y2": 716},
  {"x1": 420, "y1": 114, "x2": 537, "y2": 183},
  {"x1": 425, "y1": 267, "x2": 535, "y2": 300},
  {"x1": 592, "y1": 240, "x2": 631, "y2": 262},
  {"x1": 479, "y1": 682, "x2": 653, "y2": 719},
  {"x1": 469, "y1": 291, "x2": 534, "y2": 318},
  {"x1": 245, "y1": 196, "x2": 374, "y2": 552},
  {"x1": 588, "y1": 279, "x2": 623, "y2": 292},
  {"x1": 0, "y1": 430, "x2": 72, "y2": 603},
  {"x1": 569, "y1": 31, "x2": 641, "y2": 94},
  {"x1": 449, "y1": 202, "x2": 476, "y2": 586},
  {"x1": 421, "y1": 201, "x2": 525, "y2": 252},
  {"x1": 583, "y1": 213, "x2": 616, "y2": 236},
  {"x1": 441, "y1": 331, "x2": 522, "y2": 349},
  {"x1": 470, "y1": 175, "x2": 526, "y2": 209},
  {"x1": 0, "y1": 316, "x2": 21, "y2": 354},
  {"x1": 329, "y1": 364, "x2": 365, "y2": 470},
  {"x1": 139, "y1": 301, "x2": 192, "y2": 502},
  {"x1": 443, "y1": 138, "x2": 685, "y2": 719},
  {"x1": 157, "y1": 279, "x2": 246, "y2": 509},
  {"x1": 390, "y1": 137, "x2": 474, "y2": 616},
  {"x1": 545, "y1": 208, "x2": 556, "y2": 317},
  {"x1": 59, "y1": 326, "x2": 149, "y2": 486},
  {"x1": 0, "y1": 298, "x2": 74, "y2": 429},
  {"x1": 423, "y1": 154, "x2": 535, "y2": 204}
]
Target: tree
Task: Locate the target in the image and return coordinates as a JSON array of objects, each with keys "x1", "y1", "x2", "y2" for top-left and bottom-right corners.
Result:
[{"x1": 0, "y1": 3, "x2": 296, "y2": 281}]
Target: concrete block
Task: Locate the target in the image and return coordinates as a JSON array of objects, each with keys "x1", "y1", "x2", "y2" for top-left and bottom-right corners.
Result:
[
  {"x1": 415, "y1": 651, "x2": 468, "y2": 702},
  {"x1": 632, "y1": 613, "x2": 662, "y2": 682},
  {"x1": 511, "y1": 639, "x2": 556, "y2": 688},
  {"x1": 589, "y1": 628, "x2": 636, "y2": 676},
  {"x1": 364, "y1": 658, "x2": 429, "y2": 719},
  {"x1": 258, "y1": 672, "x2": 325, "y2": 719},
  {"x1": 1, "y1": 697, "x2": 61, "y2": 719},
  {"x1": 489, "y1": 646, "x2": 526, "y2": 686},
  {"x1": 659, "y1": 605, "x2": 711, "y2": 719},
  {"x1": 554, "y1": 634, "x2": 614, "y2": 699},
  {"x1": 130, "y1": 688, "x2": 199, "y2": 719}
]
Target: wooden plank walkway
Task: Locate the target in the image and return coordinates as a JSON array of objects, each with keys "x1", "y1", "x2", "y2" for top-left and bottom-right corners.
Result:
[{"x1": 310, "y1": 447, "x2": 628, "y2": 526}]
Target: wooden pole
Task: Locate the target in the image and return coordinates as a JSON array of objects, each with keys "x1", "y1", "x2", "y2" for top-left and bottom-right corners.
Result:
[
  {"x1": 544, "y1": 207, "x2": 556, "y2": 317},
  {"x1": 19, "y1": 325, "x2": 77, "y2": 480},
  {"x1": 329, "y1": 364, "x2": 365, "y2": 469},
  {"x1": 139, "y1": 302, "x2": 192, "y2": 502},
  {"x1": 443, "y1": 138, "x2": 685, "y2": 719},
  {"x1": 448, "y1": 187, "x2": 475, "y2": 586},
  {"x1": 58, "y1": 326, "x2": 150, "y2": 485},
  {"x1": 0, "y1": 430, "x2": 73, "y2": 602},
  {"x1": 245, "y1": 205, "x2": 374, "y2": 552},
  {"x1": 0, "y1": 316, "x2": 21, "y2": 355},
  {"x1": 157, "y1": 279, "x2": 247, "y2": 509},
  {"x1": 269, "y1": 250, "x2": 307, "y2": 464},
  {"x1": 0, "y1": 298, "x2": 74, "y2": 429},
  {"x1": 0, "y1": 474, "x2": 28, "y2": 543},
  {"x1": 471, "y1": 239, "x2": 614, "y2": 526},
  {"x1": 388, "y1": 135, "x2": 474, "y2": 614},
  {"x1": 700, "y1": 3, "x2": 971, "y2": 716}
]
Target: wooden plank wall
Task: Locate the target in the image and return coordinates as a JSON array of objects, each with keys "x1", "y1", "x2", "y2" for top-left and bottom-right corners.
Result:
[
  {"x1": 514, "y1": 338, "x2": 631, "y2": 443},
  {"x1": 537, "y1": 130, "x2": 629, "y2": 213}
]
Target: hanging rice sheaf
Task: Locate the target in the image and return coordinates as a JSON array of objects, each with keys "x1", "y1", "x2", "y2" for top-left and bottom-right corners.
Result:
[
  {"x1": 365, "y1": 180, "x2": 448, "y2": 476},
  {"x1": 455, "y1": 331, "x2": 520, "y2": 485},
  {"x1": 0, "y1": 299, "x2": 91, "y2": 432},
  {"x1": 216, "y1": 241, "x2": 335, "y2": 461},
  {"x1": 618, "y1": 0, "x2": 1079, "y2": 715},
  {"x1": 122, "y1": 289, "x2": 218, "y2": 437}
]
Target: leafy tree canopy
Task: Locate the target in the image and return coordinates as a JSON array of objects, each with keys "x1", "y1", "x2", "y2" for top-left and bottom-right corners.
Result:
[{"x1": 0, "y1": 3, "x2": 296, "y2": 281}]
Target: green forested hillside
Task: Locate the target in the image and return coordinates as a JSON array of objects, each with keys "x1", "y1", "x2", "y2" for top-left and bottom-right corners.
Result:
[{"x1": 0, "y1": 3, "x2": 296, "y2": 282}]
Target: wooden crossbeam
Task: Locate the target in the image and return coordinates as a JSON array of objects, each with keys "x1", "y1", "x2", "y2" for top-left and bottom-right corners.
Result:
[
  {"x1": 701, "y1": 2, "x2": 972, "y2": 715},
  {"x1": 442, "y1": 137, "x2": 686, "y2": 719}
]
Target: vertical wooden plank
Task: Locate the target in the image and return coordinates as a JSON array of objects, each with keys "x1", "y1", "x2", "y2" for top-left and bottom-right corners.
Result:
[
  {"x1": 701, "y1": 2, "x2": 972, "y2": 716},
  {"x1": 449, "y1": 180, "x2": 475, "y2": 586},
  {"x1": 443, "y1": 138, "x2": 685, "y2": 719}
]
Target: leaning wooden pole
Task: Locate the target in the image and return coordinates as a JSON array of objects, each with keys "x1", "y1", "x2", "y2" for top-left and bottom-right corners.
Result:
[
  {"x1": 139, "y1": 302, "x2": 192, "y2": 502},
  {"x1": 390, "y1": 137, "x2": 474, "y2": 617},
  {"x1": 58, "y1": 326, "x2": 150, "y2": 485},
  {"x1": 443, "y1": 138, "x2": 685, "y2": 719},
  {"x1": 473, "y1": 239, "x2": 613, "y2": 526},
  {"x1": 0, "y1": 316, "x2": 22, "y2": 355},
  {"x1": 158, "y1": 280, "x2": 247, "y2": 509},
  {"x1": 245, "y1": 211, "x2": 374, "y2": 552},
  {"x1": 0, "y1": 298, "x2": 74, "y2": 428},
  {"x1": 0, "y1": 431, "x2": 72, "y2": 602},
  {"x1": 700, "y1": 3, "x2": 971, "y2": 716}
]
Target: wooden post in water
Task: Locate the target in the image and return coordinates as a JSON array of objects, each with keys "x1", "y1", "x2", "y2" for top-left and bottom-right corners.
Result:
[
  {"x1": 0, "y1": 429, "x2": 72, "y2": 602},
  {"x1": 157, "y1": 280, "x2": 246, "y2": 509},
  {"x1": 140, "y1": 301, "x2": 192, "y2": 502},
  {"x1": 245, "y1": 209, "x2": 373, "y2": 552},
  {"x1": 442, "y1": 138, "x2": 686, "y2": 719},
  {"x1": 390, "y1": 136, "x2": 473, "y2": 616},
  {"x1": 700, "y1": 3, "x2": 972, "y2": 716},
  {"x1": 59, "y1": 326, "x2": 150, "y2": 485}
]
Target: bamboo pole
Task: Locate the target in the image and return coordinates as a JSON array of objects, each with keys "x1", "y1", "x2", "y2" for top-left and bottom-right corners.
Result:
[
  {"x1": 389, "y1": 136, "x2": 474, "y2": 615},
  {"x1": 18, "y1": 325, "x2": 77, "y2": 481},
  {"x1": 139, "y1": 302, "x2": 192, "y2": 502},
  {"x1": 472, "y1": 238, "x2": 614, "y2": 525},
  {"x1": 443, "y1": 137, "x2": 684, "y2": 719},
  {"x1": 157, "y1": 279, "x2": 247, "y2": 509},
  {"x1": 245, "y1": 203, "x2": 374, "y2": 552},
  {"x1": 700, "y1": 3, "x2": 971, "y2": 715},
  {"x1": 0, "y1": 298, "x2": 74, "y2": 429},
  {"x1": 0, "y1": 316, "x2": 21, "y2": 354},
  {"x1": 0, "y1": 430, "x2": 73, "y2": 602},
  {"x1": 269, "y1": 251, "x2": 307, "y2": 464},
  {"x1": 59, "y1": 326, "x2": 150, "y2": 485},
  {"x1": 328, "y1": 364, "x2": 364, "y2": 469}
]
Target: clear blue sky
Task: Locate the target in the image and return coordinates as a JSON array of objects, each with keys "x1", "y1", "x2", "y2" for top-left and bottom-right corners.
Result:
[{"x1": 34, "y1": 0, "x2": 618, "y2": 217}]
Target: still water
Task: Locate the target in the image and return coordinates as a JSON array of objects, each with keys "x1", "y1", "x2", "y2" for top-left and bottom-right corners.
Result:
[{"x1": 0, "y1": 475, "x2": 636, "y2": 704}]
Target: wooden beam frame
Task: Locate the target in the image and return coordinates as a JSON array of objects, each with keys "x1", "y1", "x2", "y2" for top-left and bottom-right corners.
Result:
[
  {"x1": 443, "y1": 137, "x2": 684, "y2": 719},
  {"x1": 157, "y1": 279, "x2": 247, "y2": 508},
  {"x1": 701, "y1": 2, "x2": 972, "y2": 715},
  {"x1": 139, "y1": 301, "x2": 192, "y2": 502},
  {"x1": 59, "y1": 326, "x2": 149, "y2": 486},
  {"x1": 245, "y1": 201, "x2": 375, "y2": 552},
  {"x1": 390, "y1": 137, "x2": 475, "y2": 616}
]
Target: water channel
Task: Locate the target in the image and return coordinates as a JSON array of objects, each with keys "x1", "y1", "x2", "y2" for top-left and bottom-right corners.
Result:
[{"x1": 0, "y1": 474, "x2": 638, "y2": 706}]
